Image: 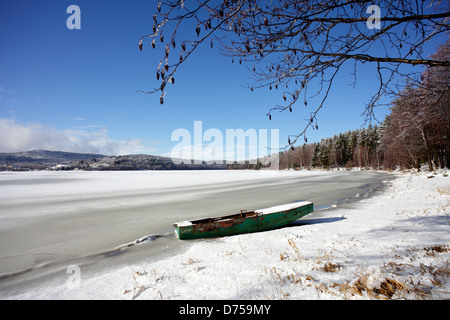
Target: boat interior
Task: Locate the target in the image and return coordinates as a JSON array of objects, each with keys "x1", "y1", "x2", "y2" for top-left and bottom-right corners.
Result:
[{"x1": 190, "y1": 210, "x2": 260, "y2": 224}]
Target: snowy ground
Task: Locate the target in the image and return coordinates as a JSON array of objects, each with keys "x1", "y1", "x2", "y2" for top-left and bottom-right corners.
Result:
[{"x1": 6, "y1": 169, "x2": 450, "y2": 300}]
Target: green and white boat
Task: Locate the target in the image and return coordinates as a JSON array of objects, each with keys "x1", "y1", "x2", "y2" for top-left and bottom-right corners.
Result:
[{"x1": 173, "y1": 201, "x2": 313, "y2": 240}]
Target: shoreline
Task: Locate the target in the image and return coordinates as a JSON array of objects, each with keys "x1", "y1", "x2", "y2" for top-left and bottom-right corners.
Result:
[
  {"x1": 123, "y1": 170, "x2": 449, "y2": 300},
  {"x1": 2, "y1": 169, "x2": 449, "y2": 299}
]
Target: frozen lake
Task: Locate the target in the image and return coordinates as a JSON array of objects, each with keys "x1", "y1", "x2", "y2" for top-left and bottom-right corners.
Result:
[{"x1": 0, "y1": 170, "x2": 391, "y2": 297}]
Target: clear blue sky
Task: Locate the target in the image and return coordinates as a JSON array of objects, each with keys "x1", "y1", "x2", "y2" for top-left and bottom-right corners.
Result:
[{"x1": 0, "y1": 1, "x2": 445, "y2": 158}]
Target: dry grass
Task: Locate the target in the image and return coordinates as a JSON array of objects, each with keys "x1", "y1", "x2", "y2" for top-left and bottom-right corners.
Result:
[
  {"x1": 181, "y1": 258, "x2": 197, "y2": 265},
  {"x1": 423, "y1": 244, "x2": 449, "y2": 255},
  {"x1": 270, "y1": 238, "x2": 450, "y2": 300},
  {"x1": 123, "y1": 271, "x2": 147, "y2": 300},
  {"x1": 286, "y1": 238, "x2": 343, "y2": 272},
  {"x1": 327, "y1": 274, "x2": 412, "y2": 300},
  {"x1": 123, "y1": 268, "x2": 165, "y2": 300},
  {"x1": 322, "y1": 262, "x2": 342, "y2": 273},
  {"x1": 436, "y1": 187, "x2": 450, "y2": 196},
  {"x1": 269, "y1": 266, "x2": 284, "y2": 284},
  {"x1": 396, "y1": 201, "x2": 450, "y2": 217},
  {"x1": 337, "y1": 245, "x2": 450, "y2": 299},
  {"x1": 374, "y1": 278, "x2": 408, "y2": 299},
  {"x1": 287, "y1": 238, "x2": 302, "y2": 261}
]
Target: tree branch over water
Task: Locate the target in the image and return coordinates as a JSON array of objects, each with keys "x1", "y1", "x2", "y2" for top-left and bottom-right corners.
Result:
[{"x1": 138, "y1": 0, "x2": 450, "y2": 148}]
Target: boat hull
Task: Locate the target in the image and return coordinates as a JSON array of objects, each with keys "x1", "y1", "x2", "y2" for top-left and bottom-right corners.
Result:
[{"x1": 174, "y1": 202, "x2": 313, "y2": 240}]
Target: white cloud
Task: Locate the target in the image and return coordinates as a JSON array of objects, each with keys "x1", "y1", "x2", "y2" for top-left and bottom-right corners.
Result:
[
  {"x1": 0, "y1": 86, "x2": 13, "y2": 94},
  {"x1": 0, "y1": 86, "x2": 15, "y2": 102},
  {"x1": 0, "y1": 118, "x2": 152, "y2": 155}
]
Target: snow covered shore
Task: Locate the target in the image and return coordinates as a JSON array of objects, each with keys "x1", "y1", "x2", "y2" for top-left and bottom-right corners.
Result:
[{"x1": 8, "y1": 170, "x2": 450, "y2": 300}]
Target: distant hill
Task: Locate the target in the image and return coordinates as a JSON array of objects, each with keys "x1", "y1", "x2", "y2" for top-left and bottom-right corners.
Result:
[
  {"x1": 70, "y1": 154, "x2": 226, "y2": 171},
  {"x1": 0, "y1": 150, "x2": 226, "y2": 171},
  {"x1": 0, "y1": 150, "x2": 107, "y2": 170}
]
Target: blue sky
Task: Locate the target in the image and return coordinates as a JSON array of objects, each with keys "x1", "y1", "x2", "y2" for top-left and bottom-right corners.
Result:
[{"x1": 0, "y1": 1, "x2": 445, "y2": 158}]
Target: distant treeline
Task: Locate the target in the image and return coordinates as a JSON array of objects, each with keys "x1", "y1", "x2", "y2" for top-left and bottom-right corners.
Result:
[
  {"x1": 0, "y1": 151, "x2": 226, "y2": 171},
  {"x1": 231, "y1": 111, "x2": 447, "y2": 171},
  {"x1": 231, "y1": 42, "x2": 449, "y2": 171},
  {"x1": 68, "y1": 154, "x2": 226, "y2": 171},
  {"x1": 227, "y1": 125, "x2": 383, "y2": 170},
  {"x1": 278, "y1": 125, "x2": 382, "y2": 170}
]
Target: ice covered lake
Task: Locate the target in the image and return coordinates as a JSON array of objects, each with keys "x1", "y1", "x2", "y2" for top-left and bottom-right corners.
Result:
[{"x1": 0, "y1": 169, "x2": 392, "y2": 297}]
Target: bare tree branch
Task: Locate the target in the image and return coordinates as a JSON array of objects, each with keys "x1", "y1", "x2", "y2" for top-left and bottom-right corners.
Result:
[{"x1": 138, "y1": 0, "x2": 450, "y2": 149}]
